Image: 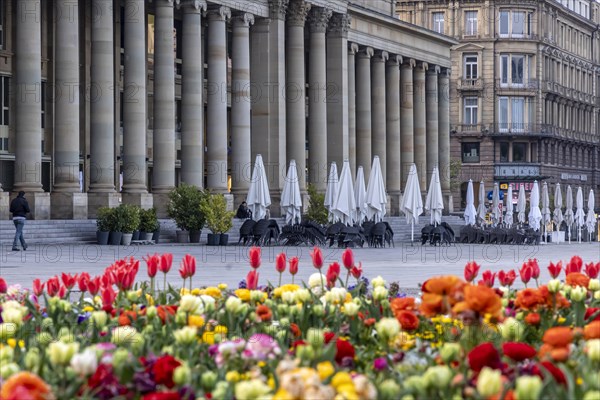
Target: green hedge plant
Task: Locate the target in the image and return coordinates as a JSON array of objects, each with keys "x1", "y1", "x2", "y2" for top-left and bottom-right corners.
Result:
[
  {"x1": 200, "y1": 193, "x2": 235, "y2": 234},
  {"x1": 167, "y1": 184, "x2": 207, "y2": 232}
]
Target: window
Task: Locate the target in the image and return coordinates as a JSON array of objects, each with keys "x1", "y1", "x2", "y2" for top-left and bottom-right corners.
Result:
[
  {"x1": 464, "y1": 54, "x2": 478, "y2": 80},
  {"x1": 464, "y1": 97, "x2": 478, "y2": 125},
  {"x1": 499, "y1": 10, "x2": 530, "y2": 38},
  {"x1": 498, "y1": 96, "x2": 526, "y2": 132},
  {"x1": 499, "y1": 54, "x2": 527, "y2": 86},
  {"x1": 465, "y1": 11, "x2": 477, "y2": 36},
  {"x1": 432, "y1": 12, "x2": 444, "y2": 34},
  {"x1": 0, "y1": 76, "x2": 8, "y2": 126},
  {"x1": 462, "y1": 142, "x2": 480, "y2": 163},
  {"x1": 500, "y1": 142, "x2": 509, "y2": 162},
  {"x1": 512, "y1": 142, "x2": 527, "y2": 162},
  {"x1": 0, "y1": 137, "x2": 7, "y2": 151}
]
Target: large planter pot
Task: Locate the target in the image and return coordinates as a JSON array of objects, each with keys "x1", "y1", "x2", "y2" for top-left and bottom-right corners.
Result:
[
  {"x1": 109, "y1": 231, "x2": 122, "y2": 246},
  {"x1": 189, "y1": 230, "x2": 202, "y2": 243},
  {"x1": 153, "y1": 229, "x2": 160, "y2": 243},
  {"x1": 96, "y1": 231, "x2": 109, "y2": 245},
  {"x1": 207, "y1": 233, "x2": 220, "y2": 246},
  {"x1": 219, "y1": 234, "x2": 229, "y2": 246},
  {"x1": 176, "y1": 230, "x2": 190, "y2": 243},
  {"x1": 145, "y1": 232, "x2": 154, "y2": 241},
  {"x1": 132, "y1": 231, "x2": 140, "y2": 241},
  {"x1": 121, "y1": 233, "x2": 133, "y2": 246}
]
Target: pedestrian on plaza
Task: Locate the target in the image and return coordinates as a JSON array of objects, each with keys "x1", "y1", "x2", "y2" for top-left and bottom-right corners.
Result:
[
  {"x1": 236, "y1": 201, "x2": 252, "y2": 219},
  {"x1": 9, "y1": 191, "x2": 29, "y2": 251}
]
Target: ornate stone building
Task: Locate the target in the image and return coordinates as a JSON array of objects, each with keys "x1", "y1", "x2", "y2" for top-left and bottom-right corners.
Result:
[
  {"x1": 0, "y1": 0, "x2": 455, "y2": 219},
  {"x1": 397, "y1": 0, "x2": 600, "y2": 210}
]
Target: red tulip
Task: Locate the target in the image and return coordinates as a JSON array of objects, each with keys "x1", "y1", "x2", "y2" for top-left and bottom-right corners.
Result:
[
  {"x1": 144, "y1": 253, "x2": 161, "y2": 278},
  {"x1": 351, "y1": 263, "x2": 363, "y2": 279},
  {"x1": 289, "y1": 257, "x2": 299, "y2": 276},
  {"x1": 341, "y1": 248, "x2": 354, "y2": 270},
  {"x1": 58, "y1": 285, "x2": 67, "y2": 299},
  {"x1": 160, "y1": 253, "x2": 174, "y2": 273},
  {"x1": 528, "y1": 259, "x2": 540, "y2": 279},
  {"x1": 585, "y1": 262, "x2": 599, "y2": 279},
  {"x1": 0, "y1": 277, "x2": 7, "y2": 294},
  {"x1": 566, "y1": 255, "x2": 583, "y2": 275},
  {"x1": 78, "y1": 273, "x2": 90, "y2": 292},
  {"x1": 275, "y1": 253, "x2": 286, "y2": 273},
  {"x1": 464, "y1": 261, "x2": 480, "y2": 283},
  {"x1": 179, "y1": 254, "x2": 197, "y2": 280},
  {"x1": 32, "y1": 279, "x2": 44, "y2": 296},
  {"x1": 87, "y1": 277, "x2": 101, "y2": 296},
  {"x1": 247, "y1": 270, "x2": 259, "y2": 290},
  {"x1": 310, "y1": 247, "x2": 324, "y2": 269},
  {"x1": 479, "y1": 270, "x2": 496, "y2": 288},
  {"x1": 520, "y1": 263, "x2": 532, "y2": 285},
  {"x1": 498, "y1": 270, "x2": 516, "y2": 287},
  {"x1": 249, "y1": 247, "x2": 261, "y2": 269},
  {"x1": 101, "y1": 285, "x2": 116, "y2": 312},
  {"x1": 548, "y1": 261, "x2": 562, "y2": 279},
  {"x1": 326, "y1": 262, "x2": 341, "y2": 287},
  {"x1": 61, "y1": 273, "x2": 76, "y2": 290},
  {"x1": 46, "y1": 277, "x2": 60, "y2": 297}
]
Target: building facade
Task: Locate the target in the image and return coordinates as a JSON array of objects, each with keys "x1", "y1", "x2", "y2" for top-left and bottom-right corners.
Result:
[
  {"x1": 397, "y1": 0, "x2": 600, "y2": 211},
  {"x1": 0, "y1": 0, "x2": 455, "y2": 220}
]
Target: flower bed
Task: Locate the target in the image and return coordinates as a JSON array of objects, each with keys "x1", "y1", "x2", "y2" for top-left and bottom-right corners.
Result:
[{"x1": 0, "y1": 248, "x2": 599, "y2": 400}]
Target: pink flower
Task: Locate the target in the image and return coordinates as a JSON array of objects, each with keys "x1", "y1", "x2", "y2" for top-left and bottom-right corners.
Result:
[
  {"x1": 245, "y1": 334, "x2": 281, "y2": 361},
  {"x1": 464, "y1": 261, "x2": 480, "y2": 283},
  {"x1": 159, "y1": 253, "x2": 173, "y2": 274},
  {"x1": 275, "y1": 253, "x2": 286, "y2": 273},
  {"x1": 249, "y1": 247, "x2": 261, "y2": 269},
  {"x1": 289, "y1": 257, "x2": 299, "y2": 276},
  {"x1": 341, "y1": 248, "x2": 354, "y2": 270},
  {"x1": 179, "y1": 254, "x2": 196, "y2": 279},
  {"x1": 247, "y1": 270, "x2": 259, "y2": 290},
  {"x1": 310, "y1": 247, "x2": 324, "y2": 269}
]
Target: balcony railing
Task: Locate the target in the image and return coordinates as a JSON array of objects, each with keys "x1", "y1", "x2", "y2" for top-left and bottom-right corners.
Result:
[
  {"x1": 495, "y1": 79, "x2": 539, "y2": 91},
  {"x1": 495, "y1": 33, "x2": 538, "y2": 40},
  {"x1": 457, "y1": 78, "x2": 483, "y2": 90},
  {"x1": 494, "y1": 163, "x2": 541, "y2": 178},
  {"x1": 488, "y1": 124, "x2": 598, "y2": 143}
]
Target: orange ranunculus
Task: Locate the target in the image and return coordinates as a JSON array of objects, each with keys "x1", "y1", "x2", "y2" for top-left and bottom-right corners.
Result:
[
  {"x1": 157, "y1": 305, "x2": 177, "y2": 323},
  {"x1": 462, "y1": 284, "x2": 502, "y2": 317},
  {"x1": 490, "y1": 390, "x2": 516, "y2": 400},
  {"x1": 422, "y1": 276, "x2": 463, "y2": 295},
  {"x1": 584, "y1": 320, "x2": 600, "y2": 340},
  {"x1": 396, "y1": 310, "x2": 420, "y2": 331},
  {"x1": 390, "y1": 297, "x2": 416, "y2": 313},
  {"x1": 0, "y1": 372, "x2": 52, "y2": 400},
  {"x1": 290, "y1": 323, "x2": 301, "y2": 338},
  {"x1": 542, "y1": 327, "x2": 574, "y2": 348},
  {"x1": 566, "y1": 272, "x2": 590, "y2": 288},
  {"x1": 256, "y1": 305, "x2": 272, "y2": 322},
  {"x1": 550, "y1": 347, "x2": 570, "y2": 362},
  {"x1": 537, "y1": 286, "x2": 571, "y2": 309},
  {"x1": 420, "y1": 293, "x2": 444, "y2": 317},
  {"x1": 515, "y1": 288, "x2": 544, "y2": 310},
  {"x1": 118, "y1": 310, "x2": 138, "y2": 326},
  {"x1": 525, "y1": 312, "x2": 541, "y2": 326},
  {"x1": 364, "y1": 318, "x2": 376, "y2": 327},
  {"x1": 538, "y1": 343, "x2": 554, "y2": 360}
]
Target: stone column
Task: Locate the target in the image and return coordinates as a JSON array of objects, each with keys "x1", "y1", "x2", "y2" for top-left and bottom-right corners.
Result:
[
  {"x1": 122, "y1": 0, "x2": 152, "y2": 209},
  {"x1": 286, "y1": 0, "x2": 310, "y2": 194},
  {"x1": 386, "y1": 55, "x2": 401, "y2": 215},
  {"x1": 88, "y1": 0, "x2": 119, "y2": 217},
  {"x1": 206, "y1": 6, "x2": 231, "y2": 193},
  {"x1": 326, "y1": 13, "x2": 350, "y2": 171},
  {"x1": 400, "y1": 59, "x2": 415, "y2": 189},
  {"x1": 14, "y1": 0, "x2": 49, "y2": 219},
  {"x1": 448, "y1": 2, "x2": 455, "y2": 37},
  {"x1": 231, "y1": 12, "x2": 254, "y2": 206},
  {"x1": 51, "y1": 0, "x2": 87, "y2": 219},
  {"x1": 372, "y1": 51, "x2": 388, "y2": 182},
  {"x1": 307, "y1": 7, "x2": 332, "y2": 191},
  {"x1": 180, "y1": 0, "x2": 206, "y2": 189},
  {"x1": 438, "y1": 68, "x2": 452, "y2": 211},
  {"x1": 251, "y1": 0, "x2": 289, "y2": 216},
  {"x1": 348, "y1": 43, "x2": 359, "y2": 175},
  {"x1": 356, "y1": 47, "x2": 374, "y2": 177},
  {"x1": 426, "y1": 67, "x2": 439, "y2": 185},
  {"x1": 413, "y1": 62, "x2": 427, "y2": 191}
]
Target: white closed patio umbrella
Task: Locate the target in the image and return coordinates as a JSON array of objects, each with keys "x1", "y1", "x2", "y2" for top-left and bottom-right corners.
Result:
[
  {"x1": 401, "y1": 163, "x2": 423, "y2": 242},
  {"x1": 365, "y1": 156, "x2": 387, "y2": 222},
  {"x1": 585, "y1": 189, "x2": 596, "y2": 242},
  {"x1": 464, "y1": 179, "x2": 477, "y2": 226},
  {"x1": 491, "y1": 182, "x2": 501, "y2": 226},
  {"x1": 281, "y1": 160, "x2": 302, "y2": 225},
  {"x1": 575, "y1": 186, "x2": 586, "y2": 243},
  {"x1": 477, "y1": 181, "x2": 487, "y2": 224},
  {"x1": 246, "y1": 154, "x2": 271, "y2": 221},
  {"x1": 564, "y1": 185, "x2": 574, "y2": 243},
  {"x1": 517, "y1": 185, "x2": 526, "y2": 226},
  {"x1": 354, "y1": 166, "x2": 368, "y2": 224},
  {"x1": 324, "y1": 162, "x2": 339, "y2": 223},
  {"x1": 332, "y1": 160, "x2": 356, "y2": 226},
  {"x1": 504, "y1": 185, "x2": 514, "y2": 228},
  {"x1": 425, "y1": 167, "x2": 444, "y2": 226},
  {"x1": 528, "y1": 181, "x2": 542, "y2": 231},
  {"x1": 553, "y1": 183, "x2": 564, "y2": 240},
  {"x1": 541, "y1": 182, "x2": 551, "y2": 243}
]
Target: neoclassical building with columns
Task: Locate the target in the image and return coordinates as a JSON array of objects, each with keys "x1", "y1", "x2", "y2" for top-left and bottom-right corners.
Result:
[{"x1": 0, "y1": 0, "x2": 455, "y2": 220}]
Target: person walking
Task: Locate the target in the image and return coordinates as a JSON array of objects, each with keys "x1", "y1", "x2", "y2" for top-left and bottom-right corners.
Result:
[{"x1": 9, "y1": 191, "x2": 29, "y2": 251}]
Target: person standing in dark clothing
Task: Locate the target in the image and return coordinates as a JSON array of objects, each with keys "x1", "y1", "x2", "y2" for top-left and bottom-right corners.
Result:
[
  {"x1": 236, "y1": 201, "x2": 252, "y2": 219},
  {"x1": 9, "y1": 191, "x2": 30, "y2": 251}
]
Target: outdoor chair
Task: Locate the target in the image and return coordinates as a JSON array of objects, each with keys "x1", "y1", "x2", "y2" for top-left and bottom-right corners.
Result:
[
  {"x1": 250, "y1": 219, "x2": 270, "y2": 246},
  {"x1": 440, "y1": 222, "x2": 455, "y2": 243},
  {"x1": 267, "y1": 219, "x2": 281, "y2": 245},
  {"x1": 362, "y1": 221, "x2": 375, "y2": 244},
  {"x1": 383, "y1": 221, "x2": 394, "y2": 247},
  {"x1": 421, "y1": 225, "x2": 434, "y2": 245},
  {"x1": 337, "y1": 225, "x2": 365, "y2": 248},
  {"x1": 370, "y1": 222, "x2": 387, "y2": 248},
  {"x1": 325, "y1": 222, "x2": 345, "y2": 247},
  {"x1": 238, "y1": 219, "x2": 257, "y2": 245}
]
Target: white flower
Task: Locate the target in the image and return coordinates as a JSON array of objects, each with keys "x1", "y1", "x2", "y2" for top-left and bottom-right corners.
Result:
[
  {"x1": 295, "y1": 289, "x2": 311, "y2": 303},
  {"x1": 589, "y1": 279, "x2": 600, "y2": 291},
  {"x1": 47, "y1": 341, "x2": 80, "y2": 366},
  {"x1": 70, "y1": 348, "x2": 98, "y2": 376},
  {"x1": 586, "y1": 339, "x2": 600, "y2": 362},
  {"x1": 308, "y1": 273, "x2": 326, "y2": 288},
  {"x1": 343, "y1": 302, "x2": 360, "y2": 317},
  {"x1": 373, "y1": 286, "x2": 389, "y2": 301},
  {"x1": 179, "y1": 294, "x2": 203, "y2": 314},
  {"x1": 325, "y1": 287, "x2": 347, "y2": 305},
  {"x1": 225, "y1": 297, "x2": 243, "y2": 314},
  {"x1": 199, "y1": 295, "x2": 216, "y2": 312},
  {"x1": 372, "y1": 276, "x2": 386, "y2": 288},
  {"x1": 281, "y1": 291, "x2": 296, "y2": 304},
  {"x1": 173, "y1": 326, "x2": 198, "y2": 345},
  {"x1": 376, "y1": 318, "x2": 400, "y2": 341}
]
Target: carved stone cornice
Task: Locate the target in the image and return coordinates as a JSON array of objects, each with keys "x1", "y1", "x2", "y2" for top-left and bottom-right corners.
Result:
[
  {"x1": 207, "y1": 5, "x2": 231, "y2": 21},
  {"x1": 287, "y1": 0, "x2": 311, "y2": 27},
  {"x1": 269, "y1": 0, "x2": 289, "y2": 20},
  {"x1": 327, "y1": 13, "x2": 351, "y2": 38},
  {"x1": 308, "y1": 7, "x2": 332, "y2": 34},
  {"x1": 178, "y1": 0, "x2": 206, "y2": 13},
  {"x1": 357, "y1": 46, "x2": 374, "y2": 59},
  {"x1": 232, "y1": 12, "x2": 255, "y2": 27}
]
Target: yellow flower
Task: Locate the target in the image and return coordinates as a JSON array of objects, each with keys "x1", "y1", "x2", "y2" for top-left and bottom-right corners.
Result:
[
  {"x1": 188, "y1": 315, "x2": 205, "y2": 328},
  {"x1": 345, "y1": 293, "x2": 353, "y2": 303},
  {"x1": 337, "y1": 383, "x2": 359, "y2": 400},
  {"x1": 202, "y1": 332, "x2": 215, "y2": 345},
  {"x1": 7, "y1": 339, "x2": 16, "y2": 349},
  {"x1": 215, "y1": 325, "x2": 228, "y2": 335},
  {"x1": 191, "y1": 288, "x2": 201, "y2": 296},
  {"x1": 558, "y1": 317, "x2": 566, "y2": 324},
  {"x1": 204, "y1": 287, "x2": 222, "y2": 298},
  {"x1": 235, "y1": 289, "x2": 251, "y2": 302},
  {"x1": 226, "y1": 371, "x2": 241, "y2": 382},
  {"x1": 317, "y1": 361, "x2": 335, "y2": 381},
  {"x1": 268, "y1": 375, "x2": 276, "y2": 389},
  {"x1": 331, "y1": 372, "x2": 353, "y2": 389},
  {"x1": 83, "y1": 306, "x2": 94, "y2": 312},
  {"x1": 272, "y1": 388, "x2": 293, "y2": 400},
  {"x1": 180, "y1": 288, "x2": 190, "y2": 296},
  {"x1": 577, "y1": 377, "x2": 583, "y2": 386},
  {"x1": 145, "y1": 294, "x2": 154, "y2": 306}
]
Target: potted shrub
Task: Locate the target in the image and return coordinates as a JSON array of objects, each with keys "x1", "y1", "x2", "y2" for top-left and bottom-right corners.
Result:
[
  {"x1": 200, "y1": 193, "x2": 235, "y2": 246},
  {"x1": 116, "y1": 204, "x2": 141, "y2": 246},
  {"x1": 139, "y1": 208, "x2": 159, "y2": 241},
  {"x1": 108, "y1": 207, "x2": 123, "y2": 246},
  {"x1": 167, "y1": 184, "x2": 206, "y2": 243},
  {"x1": 96, "y1": 207, "x2": 112, "y2": 245}
]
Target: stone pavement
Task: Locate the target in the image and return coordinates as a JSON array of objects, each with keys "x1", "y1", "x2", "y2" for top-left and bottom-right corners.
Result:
[{"x1": 1, "y1": 242, "x2": 598, "y2": 292}]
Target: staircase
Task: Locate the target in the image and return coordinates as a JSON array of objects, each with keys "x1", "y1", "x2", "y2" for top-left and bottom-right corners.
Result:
[{"x1": 0, "y1": 216, "x2": 466, "y2": 246}]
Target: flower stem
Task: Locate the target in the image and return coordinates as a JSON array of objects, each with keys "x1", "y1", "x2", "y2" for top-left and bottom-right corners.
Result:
[
  {"x1": 163, "y1": 273, "x2": 167, "y2": 293},
  {"x1": 189, "y1": 277, "x2": 192, "y2": 291},
  {"x1": 345, "y1": 271, "x2": 350, "y2": 288},
  {"x1": 278, "y1": 273, "x2": 282, "y2": 288}
]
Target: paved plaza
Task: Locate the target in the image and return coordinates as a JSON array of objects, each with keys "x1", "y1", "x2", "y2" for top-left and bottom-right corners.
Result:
[{"x1": 1, "y1": 241, "x2": 598, "y2": 292}]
